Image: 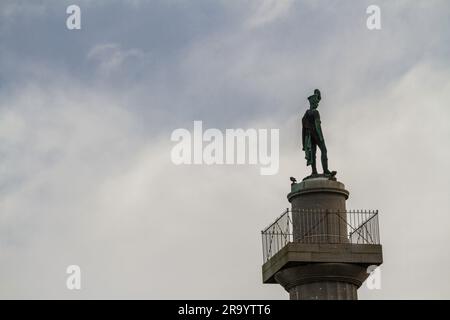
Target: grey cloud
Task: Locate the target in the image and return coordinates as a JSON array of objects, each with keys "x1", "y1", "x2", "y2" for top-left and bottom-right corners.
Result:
[{"x1": 0, "y1": 0, "x2": 450, "y2": 299}]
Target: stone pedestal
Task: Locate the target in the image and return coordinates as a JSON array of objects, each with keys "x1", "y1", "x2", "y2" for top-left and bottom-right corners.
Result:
[
  {"x1": 288, "y1": 178, "x2": 349, "y2": 244},
  {"x1": 261, "y1": 177, "x2": 383, "y2": 300}
]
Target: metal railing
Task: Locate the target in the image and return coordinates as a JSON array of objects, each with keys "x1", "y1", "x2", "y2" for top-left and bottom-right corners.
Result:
[
  {"x1": 261, "y1": 209, "x2": 293, "y2": 264},
  {"x1": 261, "y1": 209, "x2": 380, "y2": 263}
]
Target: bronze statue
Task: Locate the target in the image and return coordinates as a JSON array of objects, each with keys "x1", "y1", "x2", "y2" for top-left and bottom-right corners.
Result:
[{"x1": 302, "y1": 89, "x2": 336, "y2": 178}]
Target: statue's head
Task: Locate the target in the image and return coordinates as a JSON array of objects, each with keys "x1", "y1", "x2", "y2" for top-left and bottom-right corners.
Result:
[{"x1": 308, "y1": 89, "x2": 321, "y2": 109}]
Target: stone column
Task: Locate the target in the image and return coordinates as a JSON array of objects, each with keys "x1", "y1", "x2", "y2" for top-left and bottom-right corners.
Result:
[
  {"x1": 274, "y1": 263, "x2": 367, "y2": 300},
  {"x1": 279, "y1": 177, "x2": 363, "y2": 300}
]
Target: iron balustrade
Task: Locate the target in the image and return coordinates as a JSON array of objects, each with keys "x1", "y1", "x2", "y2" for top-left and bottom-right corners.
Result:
[{"x1": 261, "y1": 209, "x2": 380, "y2": 263}]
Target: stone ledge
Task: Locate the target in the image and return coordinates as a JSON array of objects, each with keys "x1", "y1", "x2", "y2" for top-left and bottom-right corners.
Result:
[
  {"x1": 288, "y1": 178, "x2": 349, "y2": 201},
  {"x1": 262, "y1": 243, "x2": 383, "y2": 284}
]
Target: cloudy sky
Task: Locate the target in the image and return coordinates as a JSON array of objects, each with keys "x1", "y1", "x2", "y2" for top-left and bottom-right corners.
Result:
[{"x1": 0, "y1": 0, "x2": 450, "y2": 299}]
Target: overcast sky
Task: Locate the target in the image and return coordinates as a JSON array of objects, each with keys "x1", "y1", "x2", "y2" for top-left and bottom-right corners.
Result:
[{"x1": 1, "y1": 0, "x2": 450, "y2": 299}]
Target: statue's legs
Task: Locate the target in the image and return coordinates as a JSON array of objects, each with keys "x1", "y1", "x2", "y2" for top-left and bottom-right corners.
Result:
[
  {"x1": 310, "y1": 143, "x2": 318, "y2": 174},
  {"x1": 317, "y1": 141, "x2": 331, "y2": 174}
]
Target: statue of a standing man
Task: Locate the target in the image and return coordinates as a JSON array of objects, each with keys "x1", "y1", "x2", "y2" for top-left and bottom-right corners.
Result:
[{"x1": 302, "y1": 89, "x2": 336, "y2": 178}]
